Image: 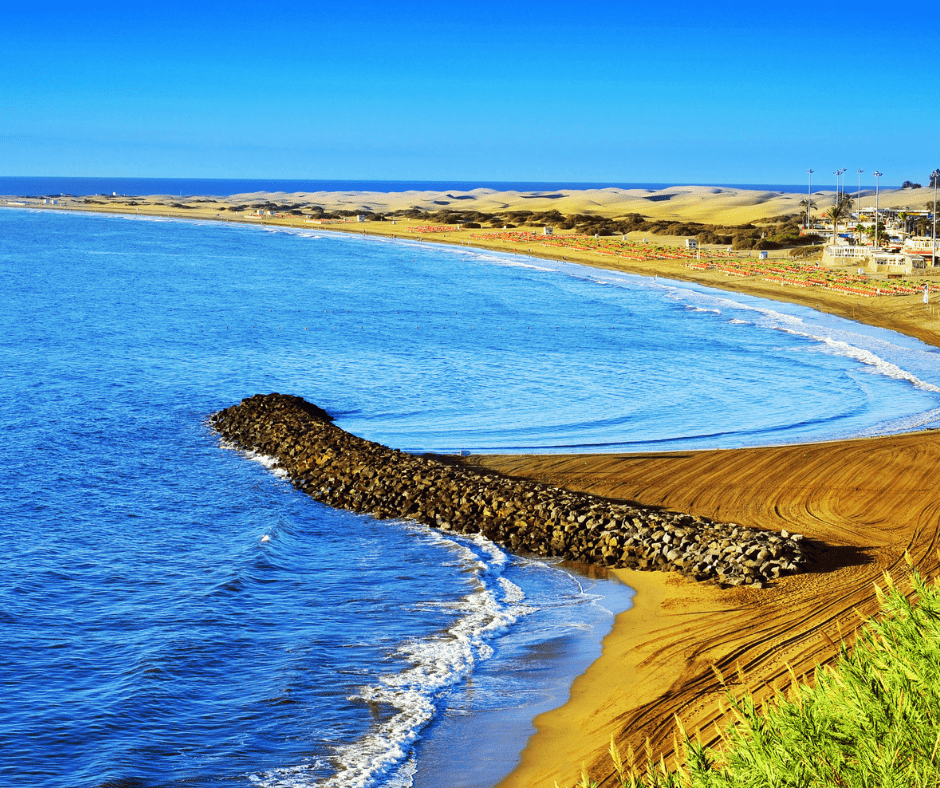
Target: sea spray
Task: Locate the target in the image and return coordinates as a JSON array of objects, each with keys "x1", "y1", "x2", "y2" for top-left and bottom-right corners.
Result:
[{"x1": 247, "y1": 532, "x2": 534, "y2": 788}]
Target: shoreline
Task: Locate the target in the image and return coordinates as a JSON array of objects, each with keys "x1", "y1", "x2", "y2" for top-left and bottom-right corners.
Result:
[
  {"x1": 479, "y1": 432, "x2": 940, "y2": 786},
  {"x1": 9, "y1": 191, "x2": 940, "y2": 350},
  {"x1": 13, "y1": 193, "x2": 940, "y2": 784}
]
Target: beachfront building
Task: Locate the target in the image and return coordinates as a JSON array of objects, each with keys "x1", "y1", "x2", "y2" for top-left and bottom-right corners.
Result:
[
  {"x1": 543, "y1": 226, "x2": 554, "y2": 236},
  {"x1": 825, "y1": 246, "x2": 870, "y2": 261},
  {"x1": 685, "y1": 238, "x2": 698, "y2": 249},
  {"x1": 822, "y1": 243, "x2": 927, "y2": 274},
  {"x1": 904, "y1": 237, "x2": 939, "y2": 265}
]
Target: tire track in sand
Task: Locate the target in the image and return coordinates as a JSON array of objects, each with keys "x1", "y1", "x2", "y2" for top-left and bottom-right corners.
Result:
[{"x1": 480, "y1": 430, "x2": 940, "y2": 787}]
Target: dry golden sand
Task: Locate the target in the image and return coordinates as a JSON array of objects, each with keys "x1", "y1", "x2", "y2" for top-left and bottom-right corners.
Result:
[
  {"x1": 13, "y1": 186, "x2": 940, "y2": 786},
  {"x1": 16, "y1": 182, "x2": 938, "y2": 225},
  {"x1": 220, "y1": 183, "x2": 940, "y2": 224},
  {"x1": 484, "y1": 432, "x2": 940, "y2": 787}
]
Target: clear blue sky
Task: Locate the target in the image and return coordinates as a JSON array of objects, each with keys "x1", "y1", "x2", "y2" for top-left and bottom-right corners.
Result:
[{"x1": 3, "y1": 0, "x2": 938, "y2": 185}]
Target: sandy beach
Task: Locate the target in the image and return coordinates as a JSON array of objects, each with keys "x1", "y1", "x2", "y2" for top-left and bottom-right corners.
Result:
[
  {"x1": 482, "y1": 432, "x2": 940, "y2": 786},
  {"x1": 11, "y1": 185, "x2": 940, "y2": 786}
]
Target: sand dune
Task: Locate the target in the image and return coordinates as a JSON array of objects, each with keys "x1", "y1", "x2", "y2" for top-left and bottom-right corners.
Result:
[
  {"x1": 223, "y1": 185, "x2": 818, "y2": 223},
  {"x1": 22, "y1": 184, "x2": 937, "y2": 228}
]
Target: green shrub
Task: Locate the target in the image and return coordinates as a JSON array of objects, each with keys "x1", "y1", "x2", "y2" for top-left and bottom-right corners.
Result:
[{"x1": 566, "y1": 563, "x2": 940, "y2": 788}]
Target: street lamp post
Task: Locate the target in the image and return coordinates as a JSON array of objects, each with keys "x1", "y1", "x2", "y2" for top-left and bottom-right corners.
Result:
[
  {"x1": 839, "y1": 168, "x2": 847, "y2": 202},
  {"x1": 857, "y1": 169, "x2": 864, "y2": 242},
  {"x1": 834, "y1": 170, "x2": 840, "y2": 202},
  {"x1": 873, "y1": 170, "x2": 883, "y2": 250},
  {"x1": 806, "y1": 169, "x2": 814, "y2": 229},
  {"x1": 932, "y1": 169, "x2": 939, "y2": 267}
]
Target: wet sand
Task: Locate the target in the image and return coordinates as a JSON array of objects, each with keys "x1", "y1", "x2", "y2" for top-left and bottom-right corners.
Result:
[{"x1": 11, "y1": 187, "x2": 940, "y2": 785}]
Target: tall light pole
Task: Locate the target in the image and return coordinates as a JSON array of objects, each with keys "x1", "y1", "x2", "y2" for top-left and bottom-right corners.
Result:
[
  {"x1": 807, "y1": 168, "x2": 814, "y2": 229},
  {"x1": 834, "y1": 169, "x2": 840, "y2": 202},
  {"x1": 857, "y1": 169, "x2": 864, "y2": 241},
  {"x1": 873, "y1": 170, "x2": 883, "y2": 250},
  {"x1": 806, "y1": 170, "x2": 816, "y2": 226},
  {"x1": 839, "y1": 167, "x2": 847, "y2": 201},
  {"x1": 932, "y1": 169, "x2": 939, "y2": 267}
]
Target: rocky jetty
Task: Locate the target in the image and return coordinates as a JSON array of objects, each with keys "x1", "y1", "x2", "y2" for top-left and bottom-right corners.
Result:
[{"x1": 211, "y1": 393, "x2": 811, "y2": 587}]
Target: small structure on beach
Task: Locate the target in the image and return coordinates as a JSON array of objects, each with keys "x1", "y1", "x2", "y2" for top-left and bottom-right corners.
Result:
[
  {"x1": 543, "y1": 226, "x2": 554, "y2": 236},
  {"x1": 685, "y1": 238, "x2": 698, "y2": 249}
]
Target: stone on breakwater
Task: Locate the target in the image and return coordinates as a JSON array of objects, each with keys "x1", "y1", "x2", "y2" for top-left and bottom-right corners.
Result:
[{"x1": 210, "y1": 393, "x2": 811, "y2": 587}]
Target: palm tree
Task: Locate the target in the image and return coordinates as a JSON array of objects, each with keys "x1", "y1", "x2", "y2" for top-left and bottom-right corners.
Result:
[
  {"x1": 825, "y1": 195, "x2": 854, "y2": 245},
  {"x1": 866, "y1": 224, "x2": 890, "y2": 245},
  {"x1": 800, "y1": 197, "x2": 818, "y2": 223}
]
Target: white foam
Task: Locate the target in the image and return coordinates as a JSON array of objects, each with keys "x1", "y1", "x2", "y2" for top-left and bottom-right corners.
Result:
[
  {"x1": 854, "y1": 405, "x2": 940, "y2": 437},
  {"x1": 244, "y1": 450, "x2": 289, "y2": 478},
  {"x1": 498, "y1": 577, "x2": 527, "y2": 604},
  {"x1": 247, "y1": 529, "x2": 533, "y2": 788},
  {"x1": 484, "y1": 258, "x2": 557, "y2": 273},
  {"x1": 815, "y1": 335, "x2": 940, "y2": 392},
  {"x1": 662, "y1": 284, "x2": 940, "y2": 394},
  {"x1": 219, "y1": 438, "x2": 289, "y2": 478},
  {"x1": 248, "y1": 760, "x2": 328, "y2": 788}
]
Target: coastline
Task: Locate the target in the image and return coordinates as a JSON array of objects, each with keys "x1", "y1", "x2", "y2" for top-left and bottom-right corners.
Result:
[
  {"x1": 12, "y1": 191, "x2": 940, "y2": 785},
  {"x1": 9, "y1": 188, "x2": 940, "y2": 350}
]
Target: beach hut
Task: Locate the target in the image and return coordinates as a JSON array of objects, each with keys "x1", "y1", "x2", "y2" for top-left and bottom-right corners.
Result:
[
  {"x1": 685, "y1": 238, "x2": 698, "y2": 249},
  {"x1": 543, "y1": 226, "x2": 554, "y2": 236}
]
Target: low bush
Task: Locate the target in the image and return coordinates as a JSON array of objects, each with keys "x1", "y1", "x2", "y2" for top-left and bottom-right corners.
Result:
[{"x1": 567, "y1": 563, "x2": 940, "y2": 788}]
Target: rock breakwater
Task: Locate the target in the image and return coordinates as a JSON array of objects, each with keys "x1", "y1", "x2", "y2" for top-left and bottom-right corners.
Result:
[{"x1": 211, "y1": 393, "x2": 811, "y2": 587}]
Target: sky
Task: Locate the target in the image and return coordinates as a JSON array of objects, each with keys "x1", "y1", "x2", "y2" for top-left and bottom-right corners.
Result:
[{"x1": 2, "y1": 0, "x2": 939, "y2": 185}]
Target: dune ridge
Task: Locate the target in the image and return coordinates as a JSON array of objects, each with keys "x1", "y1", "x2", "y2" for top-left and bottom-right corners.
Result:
[{"x1": 16, "y1": 183, "x2": 937, "y2": 226}]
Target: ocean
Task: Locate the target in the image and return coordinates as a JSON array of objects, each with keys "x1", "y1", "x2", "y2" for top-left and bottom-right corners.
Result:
[
  {"x1": 0, "y1": 176, "x2": 857, "y2": 197},
  {"x1": 3, "y1": 208, "x2": 940, "y2": 788}
]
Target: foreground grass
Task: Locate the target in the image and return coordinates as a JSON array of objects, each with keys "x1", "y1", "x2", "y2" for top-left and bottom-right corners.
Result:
[{"x1": 568, "y1": 564, "x2": 940, "y2": 788}]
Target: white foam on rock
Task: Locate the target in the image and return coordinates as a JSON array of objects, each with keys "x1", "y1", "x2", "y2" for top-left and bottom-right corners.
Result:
[{"x1": 219, "y1": 438, "x2": 289, "y2": 479}]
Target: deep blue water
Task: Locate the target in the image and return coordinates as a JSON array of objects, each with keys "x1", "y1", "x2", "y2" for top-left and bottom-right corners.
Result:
[
  {"x1": 0, "y1": 176, "x2": 859, "y2": 197},
  {"x1": 3, "y1": 207, "x2": 940, "y2": 788}
]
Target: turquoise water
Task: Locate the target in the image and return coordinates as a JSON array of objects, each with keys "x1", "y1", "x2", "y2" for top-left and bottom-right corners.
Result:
[{"x1": 3, "y1": 208, "x2": 940, "y2": 788}]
